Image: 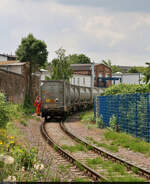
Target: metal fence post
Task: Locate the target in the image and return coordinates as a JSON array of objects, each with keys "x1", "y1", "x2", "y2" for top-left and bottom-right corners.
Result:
[
  {"x1": 117, "y1": 95, "x2": 120, "y2": 127},
  {"x1": 147, "y1": 94, "x2": 150, "y2": 142},
  {"x1": 135, "y1": 94, "x2": 138, "y2": 138},
  {"x1": 126, "y1": 94, "x2": 128, "y2": 133}
]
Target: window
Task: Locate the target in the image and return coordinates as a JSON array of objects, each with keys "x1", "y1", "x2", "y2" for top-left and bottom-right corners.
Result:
[
  {"x1": 78, "y1": 78, "x2": 80, "y2": 85},
  {"x1": 83, "y1": 78, "x2": 85, "y2": 85},
  {"x1": 99, "y1": 73, "x2": 102, "y2": 77}
]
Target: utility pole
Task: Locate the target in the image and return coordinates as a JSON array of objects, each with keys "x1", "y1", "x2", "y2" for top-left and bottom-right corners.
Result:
[
  {"x1": 91, "y1": 62, "x2": 95, "y2": 101},
  {"x1": 91, "y1": 62, "x2": 94, "y2": 88}
]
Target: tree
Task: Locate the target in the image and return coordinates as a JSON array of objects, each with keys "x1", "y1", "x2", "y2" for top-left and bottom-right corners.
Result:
[
  {"x1": 67, "y1": 54, "x2": 91, "y2": 64},
  {"x1": 112, "y1": 65, "x2": 123, "y2": 73},
  {"x1": 143, "y1": 62, "x2": 150, "y2": 84},
  {"x1": 128, "y1": 66, "x2": 139, "y2": 73},
  {"x1": 102, "y1": 59, "x2": 112, "y2": 68},
  {"x1": 51, "y1": 47, "x2": 72, "y2": 80},
  {"x1": 16, "y1": 33, "x2": 48, "y2": 96}
]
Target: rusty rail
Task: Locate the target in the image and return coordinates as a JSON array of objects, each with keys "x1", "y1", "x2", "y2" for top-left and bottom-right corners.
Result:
[
  {"x1": 41, "y1": 120, "x2": 108, "y2": 182},
  {"x1": 60, "y1": 121, "x2": 150, "y2": 180}
]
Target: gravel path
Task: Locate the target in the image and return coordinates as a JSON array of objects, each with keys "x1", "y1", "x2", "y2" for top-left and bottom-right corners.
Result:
[{"x1": 14, "y1": 116, "x2": 90, "y2": 182}]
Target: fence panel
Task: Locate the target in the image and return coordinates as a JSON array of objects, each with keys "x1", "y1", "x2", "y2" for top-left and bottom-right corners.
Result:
[{"x1": 94, "y1": 93, "x2": 150, "y2": 142}]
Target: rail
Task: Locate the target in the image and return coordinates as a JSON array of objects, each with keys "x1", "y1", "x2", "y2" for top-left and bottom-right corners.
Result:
[
  {"x1": 41, "y1": 120, "x2": 108, "y2": 182},
  {"x1": 60, "y1": 121, "x2": 150, "y2": 180}
]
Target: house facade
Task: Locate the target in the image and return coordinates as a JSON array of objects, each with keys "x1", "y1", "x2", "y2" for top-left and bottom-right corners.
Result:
[{"x1": 70, "y1": 63, "x2": 112, "y2": 87}]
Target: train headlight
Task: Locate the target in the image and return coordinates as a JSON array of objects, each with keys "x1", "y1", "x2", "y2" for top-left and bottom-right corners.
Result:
[{"x1": 55, "y1": 98, "x2": 59, "y2": 102}]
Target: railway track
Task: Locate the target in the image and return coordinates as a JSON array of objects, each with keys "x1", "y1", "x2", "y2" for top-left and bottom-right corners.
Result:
[
  {"x1": 60, "y1": 120, "x2": 150, "y2": 181},
  {"x1": 41, "y1": 117, "x2": 150, "y2": 182},
  {"x1": 41, "y1": 120, "x2": 107, "y2": 182}
]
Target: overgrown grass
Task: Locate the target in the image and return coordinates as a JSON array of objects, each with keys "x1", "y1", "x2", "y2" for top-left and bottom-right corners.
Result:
[
  {"x1": 58, "y1": 164, "x2": 71, "y2": 173},
  {"x1": 73, "y1": 177, "x2": 90, "y2": 182},
  {"x1": 86, "y1": 157, "x2": 146, "y2": 182},
  {"x1": 61, "y1": 144, "x2": 88, "y2": 153},
  {"x1": 104, "y1": 130, "x2": 150, "y2": 156},
  {"x1": 80, "y1": 111, "x2": 95, "y2": 124},
  {"x1": 86, "y1": 136, "x2": 118, "y2": 152},
  {"x1": 20, "y1": 120, "x2": 28, "y2": 127}
]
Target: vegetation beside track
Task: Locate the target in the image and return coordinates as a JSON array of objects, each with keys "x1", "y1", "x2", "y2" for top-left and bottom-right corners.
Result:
[
  {"x1": 80, "y1": 111, "x2": 150, "y2": 156},
  {"x1": 0, "y1": 93, "x2": 58, "y2": 182},
  {"x1": 86, "y1": 157, "x2": 146, "y2": 182}
]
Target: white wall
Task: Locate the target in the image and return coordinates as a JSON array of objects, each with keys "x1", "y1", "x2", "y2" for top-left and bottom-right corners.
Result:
[
  {"x1": 112, "y1": 73, "x2": 144, "y2": 85},
  {"x1": 70, "y1": 74, "x2": 91, "y2": 87},
  {"x1": 0, "y1": 55, "x2": 7, "y2": 61},
  {"x1": 40, "y1": 70, "x2": 51, "y2": 80}
]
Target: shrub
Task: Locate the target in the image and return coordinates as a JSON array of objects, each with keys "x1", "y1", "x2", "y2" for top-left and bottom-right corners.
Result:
[
  {"x1": 109, "y1": 115, "x2": 118, "y2": 131},
  {"x1": 103, "y1": 83, "x2": 150, "y2": 96},
  {"x1": 0, "y1": 93, "x2": 10, "y2": 128},
  {"x1": 96, "y1": 115, "x2": 103, "y2": 128},
  {"x1": 11, "y1": 146, "x2": 38, "y2": 170}
]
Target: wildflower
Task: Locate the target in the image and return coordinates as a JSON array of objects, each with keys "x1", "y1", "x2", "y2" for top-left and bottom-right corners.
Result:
[
  {"x1": 10, "y1": 136, "x2": 14, "y2": 139},
  {"x1": 0, "y1": 141, "x2": 3, "y2": 145},
  {"x1": 3, "y1": 155, "x2": 14, "y2": 164},
  {"x1": 10, "y1": 141, "x2": 14, "y2": 144},
  {"x1": 34, "y1": 163, "x2": 44, "y2": 170},
  {"x1": 4, "y1": 176, "x2": 16, "y2": 182}
]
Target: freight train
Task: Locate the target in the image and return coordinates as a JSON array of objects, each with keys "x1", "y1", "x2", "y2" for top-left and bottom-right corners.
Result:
[{"x1": 40, "y1": 80, "x2": 104, "y2": 120}]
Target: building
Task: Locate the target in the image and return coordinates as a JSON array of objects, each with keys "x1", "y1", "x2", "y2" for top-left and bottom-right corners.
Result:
[
  {"x1": 0, "y1": 53, "x2": 16, "y2": 61},
  {"x1": 0, "y1": 61, "x2": 28, "y2": 75},
  {"x1": 70, "y1": 63, "x2": 112, "y2": 87},
  {"x1": 117, "y1": 66, "x2": 132, "y2": 73},
  {"x1": 112, "y1": 72, "x2": 144, "y2": 85}
]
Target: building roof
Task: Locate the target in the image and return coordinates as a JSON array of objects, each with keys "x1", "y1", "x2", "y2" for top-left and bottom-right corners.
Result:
[
  {"x1": 70, "y1": 63, "x2": 111, "y2": 71},
  {"x1": 0, "y1": 61, "x2": 26, "y2": 66},
  {"x1": 118, "y1": 66, "x2": 132, "y2": 72},
  {"x1": 70, "y1": 64, "x2": 92, "y2": 71},
  {"x1": 0, "y1": 53, "x2": 16, "y2": 58}
]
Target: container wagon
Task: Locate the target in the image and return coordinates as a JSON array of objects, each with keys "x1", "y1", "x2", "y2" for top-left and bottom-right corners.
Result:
[{"x1": 40, "y1": 80, "x2": 104, "y2": 120}]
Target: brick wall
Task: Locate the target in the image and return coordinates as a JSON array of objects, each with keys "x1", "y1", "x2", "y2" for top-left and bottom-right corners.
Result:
[{"x1": 0, "y1": 69, "x2": 26, "y2": 104}]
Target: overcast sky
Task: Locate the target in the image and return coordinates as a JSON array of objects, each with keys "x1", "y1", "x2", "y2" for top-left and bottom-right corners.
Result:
[{"x1": 1, "y1": 0, "x2": 150, "y2": 66}]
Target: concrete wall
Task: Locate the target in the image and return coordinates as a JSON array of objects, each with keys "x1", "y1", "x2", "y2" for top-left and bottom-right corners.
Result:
[{"x1": 0, "y1": 69, "x2": 26, "y2": 104}]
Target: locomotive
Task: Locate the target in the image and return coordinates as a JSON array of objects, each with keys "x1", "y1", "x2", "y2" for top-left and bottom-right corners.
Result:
[{"x1": 40, "y1": 80, "x2": 104, "y2": 120}]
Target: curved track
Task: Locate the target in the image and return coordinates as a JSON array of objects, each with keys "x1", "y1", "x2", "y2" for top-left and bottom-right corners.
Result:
[
  {"x1": 41, "y1": 120, "x2": 108, "y2": 182},
  {"x1": 60, "y1": 121, "x2": 150, "y2": 181}
]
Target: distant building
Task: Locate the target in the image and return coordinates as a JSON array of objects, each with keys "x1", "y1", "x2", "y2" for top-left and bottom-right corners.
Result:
[
  {"x1": 70, "y1": 63, "x2": 112, "y2": 87},
  {"x1": 0, "y1": 53, "x2": 16, "y2": 61},
  {"x1": 112, "y1": 73, "x2": 144, "y2": 85},
  {"x1": 117, "y1": 66, "x2": 132, "y2": 73},
  {"x1": 0, "y1": 61, "x2": 28, "y2": 75}
]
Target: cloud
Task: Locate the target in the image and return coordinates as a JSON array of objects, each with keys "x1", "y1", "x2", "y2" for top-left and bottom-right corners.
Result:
[
  {"x1": 0, "y1": 0, "x2": 150, "y2": 67},
  {"x1": 56, "y1": 0, "x2": 150, "y2": 12}
]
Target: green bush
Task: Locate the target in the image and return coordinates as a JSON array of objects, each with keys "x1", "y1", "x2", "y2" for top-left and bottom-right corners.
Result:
[
  {"x1": 96, "y1": 115, "x2": 103, "y2": 128},
  {"x1": 109, "y1": 115, "x2": 117, "y2": 131},
  {"x1": 0, "y1": 93, "x2": 10, "y2": 128},
  {"x1": 23, "y1": 94, "x2": 35, "y2": 116},
  {"x1": 103, "y1": 83, "x2": 150, "y2": 96},
  {"x1": 11, "y1": 145, "x2": 38, "y2": 170}
]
